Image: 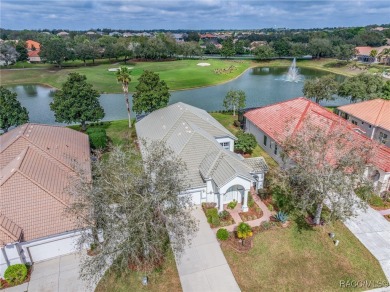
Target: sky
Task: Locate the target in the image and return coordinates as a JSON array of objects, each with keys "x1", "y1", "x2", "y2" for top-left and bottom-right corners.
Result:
[{"x1": 1, "y1": 0, "x2": 389, "y2": 30}]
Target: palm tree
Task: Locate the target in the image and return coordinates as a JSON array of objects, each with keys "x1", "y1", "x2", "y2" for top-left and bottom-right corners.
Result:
[
  {"x1": 379, "y1": 48, "x2": 390, "y2": 65},
  {"x1": 116, "y1": 66, "x2": 132, "y2": 128}
]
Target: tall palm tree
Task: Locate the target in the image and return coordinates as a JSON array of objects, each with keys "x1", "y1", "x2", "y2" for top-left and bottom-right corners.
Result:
[{"x1": 116, "y1": 66, "x2": 132, "y2": 128}]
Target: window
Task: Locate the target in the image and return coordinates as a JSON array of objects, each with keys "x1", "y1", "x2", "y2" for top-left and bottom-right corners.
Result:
[
  {"x1": 263, "y1": 135, "x2": 267, "y2": 146},
  {"x1": 379, "y1": 132, "x2": 388, "y2": 144},
  {"x1": 369, "y1": 125, "x2": 372, "y2": 128},
  {"x1": 352, "y1": 120, "x2": 358, "y2": 125},
  {"x1": 274, "y1": 144, "x2": 278, "y2": 155},
  {"x1": 220, "y1": 142, "x2": 230, "y2": 150}
]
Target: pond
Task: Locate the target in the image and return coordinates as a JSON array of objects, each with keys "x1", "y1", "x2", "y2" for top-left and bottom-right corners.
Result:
[{"x1": 8, "y1": 67, "x2": 349, "y2": 125}]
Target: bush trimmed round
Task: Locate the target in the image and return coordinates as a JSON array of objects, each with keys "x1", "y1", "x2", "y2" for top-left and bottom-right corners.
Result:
[
  {"x1": 4, "y1": 264, "x2": 28, "y2": 285},
  {"x1": 216, "y1": 228, "x2": 229, "y2": 241}
]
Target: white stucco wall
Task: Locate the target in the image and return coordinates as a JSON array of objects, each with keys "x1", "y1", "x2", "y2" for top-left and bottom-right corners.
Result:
[{"x1": 245, "y1": 119, "x2": 283, "y2": 165}]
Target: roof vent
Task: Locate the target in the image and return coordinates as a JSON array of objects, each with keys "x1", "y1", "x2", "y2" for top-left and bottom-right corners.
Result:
[
  {"x1": 11, "y1": 168, "x2": 15, "y2": 172},
  {"x1": 162, "y1": 125, "x2": 166, "y2": 129}
]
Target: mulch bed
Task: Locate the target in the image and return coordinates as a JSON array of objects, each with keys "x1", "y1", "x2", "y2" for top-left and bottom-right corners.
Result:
[
  {"x1": 201, "y1": 203, "x2": 234, "y2": 228},
  {"x1": 0, "y1": 265, "x2": 32, "y2": 290},
  {"x1": 384, "y1": 215, "x2": 390, "y2": 222},
  {"x1": 221, "y1": 236, "x2": 254, "y2": 253},
  {"x1": 262, "y1": 197, "x2": 278, "y2": 212},
  {"x1": 239, "y1": 205, "x2": 263, "y2": 222}
]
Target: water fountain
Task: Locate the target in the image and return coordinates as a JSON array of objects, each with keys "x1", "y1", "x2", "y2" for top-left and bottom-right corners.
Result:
[{"x1": 285, "y1": 58, "x2": 302, "y2": 82}]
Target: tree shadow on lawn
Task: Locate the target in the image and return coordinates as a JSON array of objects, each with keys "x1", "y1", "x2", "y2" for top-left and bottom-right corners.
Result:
[{"x1": 294, "y1": 215, "x2": 314, "y2": 234}]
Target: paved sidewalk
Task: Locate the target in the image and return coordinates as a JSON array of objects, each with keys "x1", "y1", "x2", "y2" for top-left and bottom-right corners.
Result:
[
  {"x1": 344, "y1": 206, "x2": 390, "y2": 282},
  {"x1": 175, "y1": 207, "x2": 240, "y2": 292}
]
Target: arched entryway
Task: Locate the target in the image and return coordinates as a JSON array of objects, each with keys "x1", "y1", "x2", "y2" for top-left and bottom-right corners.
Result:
[{"x1": 224, "y1": 185, "x2": 245, "y2": 204}]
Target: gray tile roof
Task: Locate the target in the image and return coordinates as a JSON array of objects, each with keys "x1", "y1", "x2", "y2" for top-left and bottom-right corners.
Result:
[
  {"x1": 136, "y1": 102, "x2": 267, "y2": 189},
  {"x1": 243, "y1": 157, "x2": 269, "y2": 173}
]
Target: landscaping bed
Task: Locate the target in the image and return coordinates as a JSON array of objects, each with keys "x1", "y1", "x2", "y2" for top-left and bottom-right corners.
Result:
[
  {"x1": 0, "y1": 264, "x2": 32, "y2": 290},
  {"x1": 239, "y1": 204, "x2": 263, "y2": 222},
  {"x1": 202, "y1": 203, "x2": 234, "y2": 228},
  {"x1": 384, "y1": 214, "x2": 390, "y2": 222}
]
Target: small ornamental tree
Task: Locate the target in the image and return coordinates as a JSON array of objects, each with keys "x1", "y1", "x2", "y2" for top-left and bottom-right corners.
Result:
[
  {"x1": 253, "y1": 45, "x2": 276, "y2": 60},
  {"x1": 50, "y1": 73, "x2": 104, "y2": 131},
  {"x1": 15, "y1": 41, "x2": 28, "y2": 62},
  {"x1": 223, "y1": 89, "x2": 246, "y2": 116},
  {"x1": 303, "y1": 75, "x2": 339, "y2": 104},
  {"x1": 234, "y1": 131, "x2": 257, "y2": 154},
  {"x1": 133, "y1": 70, "x2": 170, "y2": 114},
  {"x1": 0, "y1": 86, "x2": 29, "y2": 132}
]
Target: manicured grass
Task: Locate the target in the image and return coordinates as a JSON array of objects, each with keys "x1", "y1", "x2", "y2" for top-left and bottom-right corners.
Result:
[
  {"x1": 0, "y1": 59, "x2": 251, "y2": 93},
  {"x1": 95, "y1": 250, "x2": 182, "y2": 292},
  {"x1": 210, "y1": 112, "x2": 278, "y2": 169},
  {"x1": 223, "y1": 221, "x2": 387, "y2": 292},
  {"x1": 69, "y1": 120, "x2": 134, "y2": 146}
]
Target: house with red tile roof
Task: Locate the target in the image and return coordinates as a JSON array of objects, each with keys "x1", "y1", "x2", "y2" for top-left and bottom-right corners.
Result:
[
  {"x1": 26, "y1": 39, "x2": 41, "y2": 62},
  {"x1": 244, "y1": 97, "x2": 390, "y2": 194},
  {"x1": 338, "y1": 99, "x2": 390, "y2": 148},
  {"x1": 0, "y1": 124, "x2": 91, "y2": 277},
  {"x1": 355, "y1": 46, "x2": 390, "y2": 63}
]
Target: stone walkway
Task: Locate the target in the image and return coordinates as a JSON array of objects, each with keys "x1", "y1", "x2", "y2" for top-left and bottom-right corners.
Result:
[
  {"x1": 216, "y1": 189, "x2": 272, "y2": 232},
  {"x1": 344, "y1": 206, "x2": 390, "y2": 282},
  {"x1": 175, "y1": 207, "x2": 240, "y2": 292}
]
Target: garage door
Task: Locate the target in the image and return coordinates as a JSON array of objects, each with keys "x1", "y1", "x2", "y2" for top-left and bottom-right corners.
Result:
[
  {"x1": 28, "y1": 236, "x2": 78, "y2": 263},
  {"x1": 190, "y1": 191, "x2": 201, "y2": 205}
]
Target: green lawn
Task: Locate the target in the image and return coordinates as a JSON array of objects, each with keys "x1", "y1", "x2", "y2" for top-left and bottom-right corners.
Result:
[
  {"x1": 223, "y1": 221, "x2": 387, "y2": 292},
  {"x1": 95, "y1": 250, "x2": 182, "y2": 292},
  {"x1": 0, "y1": 59, "x2": 251, "y2": 93},
  {"x1": 210, "y1": 112, "x2": 278, "y2": 169}
]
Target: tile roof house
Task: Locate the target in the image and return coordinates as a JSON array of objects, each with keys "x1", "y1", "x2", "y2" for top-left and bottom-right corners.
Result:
[
  {"x1": 136, "y1": 102, "x2": 268, "y2": 212},
  {"x1": 26, "y1": 39, "x2": 41, "y2": 62},
  {"x1": 338, "y1": 99, "x2": 390, "y2": 148},
  {"x1": 0, "y1": 124, "x2": 91, "y2": 277},
  {"x1": 244, "y1": 97, "x2": 390, "y2": 194},
  {"x1": 355, "y1": 46, "x2": 390, "y2": 63}
]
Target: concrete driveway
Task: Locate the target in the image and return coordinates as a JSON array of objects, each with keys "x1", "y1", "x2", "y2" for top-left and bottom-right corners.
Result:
[
  {"x1": 344, "y1": 206, "x2": 390, "y2": 282},
  {"x1": 175, "y1": 207, "x2": 240, "y2": 292},
  {"x1": 5, "y1": 253, "x2": 92, "y2": 292}
]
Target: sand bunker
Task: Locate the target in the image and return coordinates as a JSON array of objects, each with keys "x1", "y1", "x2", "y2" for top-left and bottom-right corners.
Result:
[
  {"x1": 197, "y1": 63, "x2": 211, "y2": 67},
  {"x1": 108, "y1": 67, "x2": 133, "y2": 72}
]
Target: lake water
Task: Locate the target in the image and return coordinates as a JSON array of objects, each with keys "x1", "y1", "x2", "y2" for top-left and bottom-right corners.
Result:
[{"x1": 8, "y1": 67, "x2": 349, "y2": 125}]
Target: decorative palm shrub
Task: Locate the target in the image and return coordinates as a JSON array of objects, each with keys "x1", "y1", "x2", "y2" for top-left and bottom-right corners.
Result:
[
  {"x1": 236, "y1": 222, "x2": 253, "y2": 245},
  {"x1": 216, "y1": 228, "x2": 229, "y2": 241},
  {"x1": 206, "y1": 208, "x2": 220, "y2": 227},
  {"x1": 4, "y1": 264, "x2": 28, "y2": 285},
  {"x1": 227, "y1": 199, "x2": 238, "y2": 209},
  {"x1": 273, "y1": 211, "x2": 288, "y2": 223},
  {"x1": 247, "y1": 192, "x2": 255, "y2": 208}
]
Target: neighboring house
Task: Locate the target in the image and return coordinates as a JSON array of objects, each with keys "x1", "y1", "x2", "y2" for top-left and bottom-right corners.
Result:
[
  {"x1": 56, "y1": 31, "x2": 69, "y2": 37},
  {"x1": 338, "y1": 99, "x2": 390, "y2": 148},
  {"x1": 85, "y1": 31, "x2": 96, "y2": 35},
  {"x1": 109, "y1": 31, "x2": 122, "y2": 37},
  {"x1": 136, "y1": 102, "x2": 268, "y2": 212},
  {"x1": 250, "y1": 41, "x2": 267, "y2": 51},
  {"x1": 244, "y1": 97, "x2": 390, "y2": 194},
  {"x1": 0, "y1": 124, "x2": 91, "y2": 277},
  {"x1": 355, "y1": 46, "x2": 390, "y2": 63},
  {"x1": 26, "y1": 40, "x2": 41, "y2": 62},
  {"x1": 200, "y1": 33, "x2": 218, "y2": 40},
  {"x1": 172, "y1": 33, "x2": 185, "y2": 43}
]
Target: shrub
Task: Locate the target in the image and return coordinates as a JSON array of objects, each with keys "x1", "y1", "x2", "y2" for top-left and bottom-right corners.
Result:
[
  {"x1": 236, "y1": 222, "x2": 252, "y2": 240},
  {"x1": 260, "y1": 221, "x2": 272, "y2": 230},
  {"x1": 227, "y1": 199, "x2": 238, "y2": 209},
  {"x1": 247, "y1": 192, "x2": 255, "y2": 208},
  {"x1": 87, "y1": 128, "x2": 107, "y2": 149},
  {"x1": 233, "y1": 120, "x2": 241, "y2": 127},
  {"x1": 4, "y1": 264, "x2": 28, "y2": 285},
  {"x1": 381, "y1": 191, "x2": 390, "y2": 202},
  {"x1": 369, "y1": 195, "x2": 385, "y2": 207},
  {"x1": 271, "y1": 186, "x2": 294, "y2": 212},
  {"x1": 234, "y1": 131, "x2": 257, "y2": 154},
  {"x1": 206, "y1": 208, "x2": 218, "y2": 223},
  {"x1": 355, "y1": 185, "x2": 374, "y2": 201},
  {"x1": 211, "y1": 215, "x2": 221, "y2": 227},
  {"x1": 216, "y1": 228, "x2": 229, "y2": 240},
  {"x1": 268, "y1": 204, "x2": 274, "y2": 212},
  {"x1": 218, "y1": 210, "x2": 230, "y2": 220},
  {"x1": 273, "y1": 211, "x2": 288, "y2": 223},
  {"x1": 258, "y1": 189, "x2": 270, "y2": 200}
]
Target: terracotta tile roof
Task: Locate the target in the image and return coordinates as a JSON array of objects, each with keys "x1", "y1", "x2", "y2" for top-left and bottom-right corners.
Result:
[
  {"x1": 0, "y1": 213, "x2": 23, "y2": 246},
  {"x1": 355, "y1": 46, "x2": 390, "y2": 56},
  {"x1": 0, "y1": 124, "x2": 91, "y2": 247},
  {"x1": 244, "y1": 97, "x2": 390, "y2": 172},
  {"x1": 28, "y1": 50, "x2": 40, "y2": 58},
  {"x1": 26, "y1": 40, "x2": 40, "y2": 50},
  {"x1": 338, "y1": 99, "x2": 390, "y2": 131}
]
